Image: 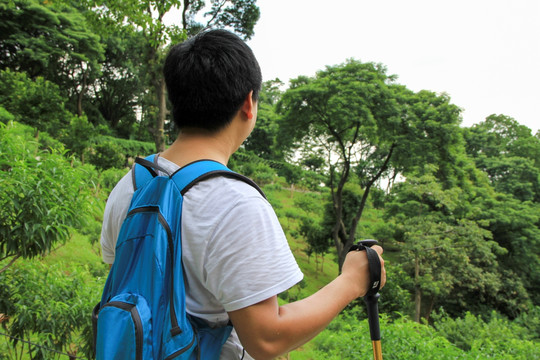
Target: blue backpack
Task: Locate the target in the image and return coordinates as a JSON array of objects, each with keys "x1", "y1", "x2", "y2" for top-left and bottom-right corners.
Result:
[{"x1": 92, "y1": 155, "x2": 264, "y2": 359}]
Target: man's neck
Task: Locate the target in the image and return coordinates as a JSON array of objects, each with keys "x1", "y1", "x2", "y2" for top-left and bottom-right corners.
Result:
[{"x1": 160, "y1": 129, "x2": 237, "y2": 168}]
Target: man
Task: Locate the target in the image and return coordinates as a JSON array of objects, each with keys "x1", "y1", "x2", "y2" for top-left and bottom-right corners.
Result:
[{"x1": 101, "y1": 29, "x2": 386, "y2": 359}]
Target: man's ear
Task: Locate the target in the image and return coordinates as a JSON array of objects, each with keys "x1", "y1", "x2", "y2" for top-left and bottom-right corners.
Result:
[{"x1": 241, "y1": 90, "x2": 255, "y2": 120}]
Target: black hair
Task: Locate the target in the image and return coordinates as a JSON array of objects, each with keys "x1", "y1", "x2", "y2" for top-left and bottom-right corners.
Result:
[{"x1": 163, "y1": 29, "x2": 262, "y2": 132}]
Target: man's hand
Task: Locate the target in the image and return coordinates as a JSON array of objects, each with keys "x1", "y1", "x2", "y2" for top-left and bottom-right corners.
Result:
[{"x1": 342, "y1": 244, "x2": 386, "y2": 298}]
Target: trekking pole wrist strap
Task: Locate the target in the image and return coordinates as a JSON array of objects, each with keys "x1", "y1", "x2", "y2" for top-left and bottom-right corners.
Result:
[{"x1": 349, "y1": 240, "x2": 381, "y2": 296}]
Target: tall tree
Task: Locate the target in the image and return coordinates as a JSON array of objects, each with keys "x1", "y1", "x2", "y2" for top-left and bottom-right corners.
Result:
[
  {"x1": 0, "y1": 0, "x2": 104, "y2": 116},
  {"x1": 392, "y1": 90, "x2": 466, "y2": 188},
  {"x1": 90, "y1": 29, "x2": 148, "y2": 137},
  {"x1": 384, "y1": 169, "x2": 507, "y2": 321},
  {"x1": 464, "y1": 114, "x2": 540, "y2": 202},
  {"x1": 243, "y1": 79, "x2": 283, "y2": 159},
  {"x1": 463, "y1": 115, "x2": 540, "y2": 307},
  {"x1": 88, "y1": 0, "x2": 260, "y2": 151},
  {"x1": 277, "y1": 60, "x2": 403, "y2": 270}
]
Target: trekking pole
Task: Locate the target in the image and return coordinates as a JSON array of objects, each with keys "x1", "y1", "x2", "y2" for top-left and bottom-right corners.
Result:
[{"x1": 349, "y1": 239, "x2": 383, "y2": 360}]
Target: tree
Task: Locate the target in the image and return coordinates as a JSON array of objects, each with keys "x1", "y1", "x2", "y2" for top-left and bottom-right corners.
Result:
[
  {"x1": 243, "y1": 79, "x2": 283, "y2": 159},
  {"x1": 277, "y1": 60, "x2": 404, "y2": 270},
  {"x1": 0, "y1": 69, "x2": 96, "y2": 159},
  {"x1": 89, "y1": 28, "x2": 148, "y2": 137},
  {"x1": 463, "y1": 114, "x2": 540, "y2": 307},
  {"x1": 391, "y1": 90, "x2": 466, "y2": 188},
  {"x1": 0, "y1": 0, "x2": 104, "y2": 116},
  {"x1": 385, "y1": 169, "x2": 506, "y2": 322},
  {"x1": 464, "y1": 114, "x2": 540, "y2": 202},
  {"x1": 88, "y1": 0, "x2": 260, "y2": 152},
  {"x1": 0, "y1": 69, "x2": 73, "y2": 137}
]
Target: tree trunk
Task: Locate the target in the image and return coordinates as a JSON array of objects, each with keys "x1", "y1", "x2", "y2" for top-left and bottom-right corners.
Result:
[
  {"x1": 414, "y1": 254, "x2": 422, "y2": 322},
  {"x1": 425, "y1": 295, "x2": 435, "y2": 323},
  {"x1": 153, "y1": 78, "x2": 167, "y2": 152},
  {"x1": 76, "y1": 70, "x2": 88, "y2": 117},
  {"x1": 335, "y1": 144, "x2": 395, "y2": 272}
]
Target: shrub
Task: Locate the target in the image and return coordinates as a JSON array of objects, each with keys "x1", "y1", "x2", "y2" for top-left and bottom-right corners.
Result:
[
  {"x1": 0, "y1": 70, "x2": 72, "y2": 137},
  {"x1": 301, "y1": 312, "x2": 464, "y2": 360},
  {"x1": 100, "y1": 167, "x2": 128, "y2": 192},
  {"x1": 432, "y1": 309, "x2": 540, "y2": 359},
  {"x1": 0, "y1": 122, "x2": 95, "y2": 268},
  {"x1": 0, "y1": 261, "x2": 104, "y2": 359},
  {"x1": 88, "y1": 140, "x2": 126, "y2": 170}
]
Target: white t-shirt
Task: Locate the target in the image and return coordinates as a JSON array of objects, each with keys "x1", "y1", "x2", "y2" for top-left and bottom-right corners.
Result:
[{"x1": 100, "y1": 157, "x2": 303, "y2": 359}]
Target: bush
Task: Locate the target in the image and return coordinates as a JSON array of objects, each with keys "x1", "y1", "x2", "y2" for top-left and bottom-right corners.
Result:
[
  {"x1": 0, "y1": 70, "x2": 72, "y2": 137},
  {"x1": 432, "y1": 309, "x2": 540, "y2": 358},
  {"x1": 300, "y1": 312, "x2": 464, "y2": 360},
  {"x1": 88, "y1": 140, "x2": 126, "y2": 170},
  {"x1": 0, "y1": 261, "x2": 104, "y2": 359},
  {"x1": 88, "y1": 136, "x2": 155, "y2": 170},
  {"x1": 0, "y1": 106, "x2": 14, "y2": 123},
  {"x1": 100, "y1": 167, "x2": 128, "y2": 192},
  {"x1": 0, "y1": 122, "x2": 96, "y2": 266},
  {"x1": 291, "y1": 308, "x2": 540, "y2": 359}
]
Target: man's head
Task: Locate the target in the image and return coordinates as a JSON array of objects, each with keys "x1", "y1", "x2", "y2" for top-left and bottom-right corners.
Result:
[{"x1": 164, "y1": 29, "x2": 262, "y2": 133}]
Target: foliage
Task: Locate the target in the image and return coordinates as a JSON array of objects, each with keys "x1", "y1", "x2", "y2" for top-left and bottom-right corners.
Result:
[
  {"x1": 99, "y1": 167, "x2": 129, "y2": 193},
  {"x1": 88, "y1": 140, "x2": 126, "y2": 170},
  {"x1": 0, "y1": 69, "x2": 73, "y2": 138},
  {"x1": 299, "y1": 215, "x2": 332, "y2": 261},
  {"x1": 0, "y1": 260, "x2": 103, "y2": 359},
  {"x1": 88, "y1": 28, "x2": 147, "y2": 136},
  {"x1": 293, "y1": 309, "x2": 539, "y2": 359},
  {"x1": 86, "y1": 0, "x2": 260, "y2": 151},
  {"x1": 463, "y1": 115, "x2": 540, "y2": 308},
  {"x1": 87, "y1": 136, "x2": 154, "y2": 170},
  {"x1": 0, "y1": 106, "x2": 14, "y2": 123},
  {"x1": 299, "y1": 311, "x2": 463, "y2": 359},
  {"x1": 0, "y1": 122, "x2": 95, "y2": 270},
  {"x1": 432, "y1": 309, "x2": 540, "y2": 358},
  {"x1": 464, "y1": 114, "x2": 540, "y2": 202},
  {"x1": 472, "y1": 193, "x2": 540, "y2": 312},
  {"x1": 393, "y1": 89, "x2": 465, "y2": 187},
  {"x1": 0, "y1": 0, "x2": 104, "y2": 116},
  {"x1": 0, "y1": 0, "x2": 103, "y2": 78},
  {"x1": 229, "y1": 148, "x2": 278, "y2": 185},
  {"x1": 244, "y1": 79, "x2": 282, "y2": 159},
  {"x1": 384, "y1": 168, "x2": 510, "y2": 321}
]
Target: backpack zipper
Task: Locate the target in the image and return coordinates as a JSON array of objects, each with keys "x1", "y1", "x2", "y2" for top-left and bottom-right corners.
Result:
[
  {"x1": 104, "y1": 301, "x2": 143, "y2": 360},
  {"x1": 127, "y1": 206, "x2": 182, "y2": 335}
]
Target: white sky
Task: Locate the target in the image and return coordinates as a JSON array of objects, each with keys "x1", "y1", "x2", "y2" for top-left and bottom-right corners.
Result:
[{"x1": 246, "y1": 0, "x2": 540, "y2": 133}]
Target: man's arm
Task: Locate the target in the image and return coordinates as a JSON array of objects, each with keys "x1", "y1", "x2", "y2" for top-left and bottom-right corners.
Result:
[{"x1": 228, "y1": 246, "x2": 385, "y2": 360}]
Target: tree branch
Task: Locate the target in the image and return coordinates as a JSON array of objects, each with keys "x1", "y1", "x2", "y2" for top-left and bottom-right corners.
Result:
[
  {"x1": 0, "y1": 254, "x2": 21, "y2": 274},
  {"x1": 203, "y1": 0, "x2": 227, "y2": 30},
  {"x1": 346, "y1": 143, "x2": 396, "y2": 249},
  {"x1": 182, "y1": 0, "x2": 191, "y2": 30}
]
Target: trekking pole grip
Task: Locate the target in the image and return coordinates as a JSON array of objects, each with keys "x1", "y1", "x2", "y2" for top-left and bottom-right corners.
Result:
[{"x1": 349, "y1": 239, "x2": 383, "y2": 360}]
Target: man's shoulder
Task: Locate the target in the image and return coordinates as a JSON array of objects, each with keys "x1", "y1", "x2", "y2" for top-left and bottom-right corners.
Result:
[{"x1": 187, "y1": 174, "x2": 264, "y2": 201}]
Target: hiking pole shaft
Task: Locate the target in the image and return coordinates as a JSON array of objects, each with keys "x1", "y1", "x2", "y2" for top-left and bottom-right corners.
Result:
[{"x1": 364, "y1": 293, "x2": 382, "y2": 360}]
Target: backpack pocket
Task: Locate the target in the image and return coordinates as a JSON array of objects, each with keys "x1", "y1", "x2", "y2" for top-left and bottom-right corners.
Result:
[{"x1": 96, "y1": 293, "x2": 153, "y2": 360}]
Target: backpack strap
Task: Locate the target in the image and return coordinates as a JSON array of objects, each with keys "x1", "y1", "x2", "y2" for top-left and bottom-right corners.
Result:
[
  {"x1": 171, "y1": 160, "x2": 266, "y2": 199},
  {"x1": 132, "y1": 154, "x2": 171, "y2": 191},
  {"x1": 132, "y1": 156, "x2": 266, "y2": 197}
]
